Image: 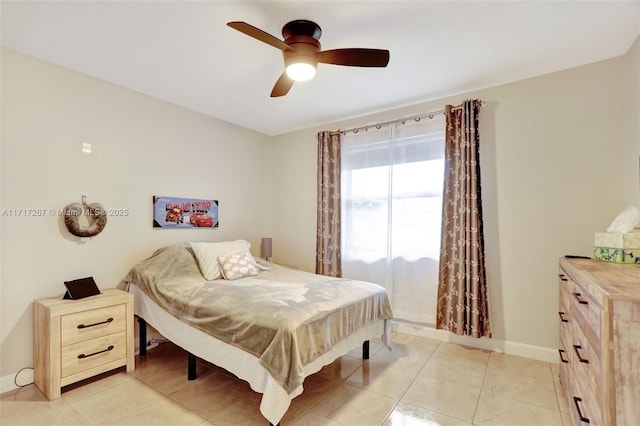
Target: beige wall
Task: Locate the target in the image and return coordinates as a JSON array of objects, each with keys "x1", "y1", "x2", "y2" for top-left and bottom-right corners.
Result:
[
  {"x1": 0, "y1": 48, "x2": 273, "y2": 388},
  {"x1": 624, "y1": 35, "x2": 640, "y2": 206},
  {"x1": 272, "y1": 45, "x2": 637, "y2": 360}
]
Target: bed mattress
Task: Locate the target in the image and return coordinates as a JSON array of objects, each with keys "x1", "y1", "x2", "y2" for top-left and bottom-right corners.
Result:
[
  {"x1": 130, "y1": 283, "x2": 387, "y2": 424},
  {"x1": 120, "y1": 244, "x2": 393, "y2": 424}
]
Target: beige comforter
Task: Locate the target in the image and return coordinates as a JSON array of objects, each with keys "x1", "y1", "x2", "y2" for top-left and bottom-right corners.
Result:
[{"x1": 119, "y1": 244, "x2": 393, "y2": 393}]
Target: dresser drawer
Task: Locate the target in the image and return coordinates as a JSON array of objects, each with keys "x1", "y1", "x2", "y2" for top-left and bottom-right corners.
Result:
[
  {"x1": 61, "y1": 304, "x2": 126, "y2": 346},
  {"x1": 571, "y1": 378, "x2": 604, "y2": 426},
  {"x1": 61, "y1": 331, "x2": 127, "y2": 378},
  {"x1": 558, "y1": 320, "x2": 572, "y2": 365},
  {"x1": 570, "y1": 395, "x2": 602, "y2": 426},
  {"x1": 559, "y1": 272, "x2": 570, "y2": 309},
  {"x1": 567, "y1": 278, "x2": 602, "y2": 343},
  {"x1": 571, "y1": 306, "x2": 602, "y2": 365},
  {"x1": 559, "y1": 278, "x2": 571, "y2": 323}
]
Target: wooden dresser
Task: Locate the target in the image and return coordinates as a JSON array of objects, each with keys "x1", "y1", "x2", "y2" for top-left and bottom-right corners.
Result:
[
  {"x1": 34, "y1": 288, "x2": 135, "y2": 399},
  {"x1": 558, "y1": 258, "x2": 640, "y2": 425}
]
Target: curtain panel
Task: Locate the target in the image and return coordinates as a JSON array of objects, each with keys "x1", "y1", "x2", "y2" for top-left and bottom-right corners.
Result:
[
  {"x1": 316, "y1": 131, "x2": 342, "y2": 277},
  {"x1": 341, "y1": 116, "x2": 446, "y2": 324},
  {"x1": 436, "y1": 99, "x2": 491, "y2": 338}
]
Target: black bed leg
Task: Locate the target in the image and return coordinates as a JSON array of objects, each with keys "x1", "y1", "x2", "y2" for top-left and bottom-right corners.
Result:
[
  {"x1": 188, "y1": 352, "x2": 197, "y2": 380},
  {"x1": 138, "y1": 317, "x2": 147, "y2": 356},
  {"x1": 362, "y1": 340, "x2": 370, "y2": 360}
]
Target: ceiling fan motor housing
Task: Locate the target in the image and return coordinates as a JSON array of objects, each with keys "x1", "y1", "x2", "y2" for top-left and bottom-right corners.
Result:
[
  {"x1": 282, "y1": 20, "x2": 322, "y2": 40},
  {"x1": 282, "y1": 20, "x2": 322, "y2": 71}
]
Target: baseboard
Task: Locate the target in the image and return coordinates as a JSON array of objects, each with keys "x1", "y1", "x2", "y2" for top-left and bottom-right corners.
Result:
[
  {"x1": 395, "y1": 323, "x2": 559, "y2": 364},
  {"x1": 1, "y1": 368, "x2": 34, "y2": 395}
]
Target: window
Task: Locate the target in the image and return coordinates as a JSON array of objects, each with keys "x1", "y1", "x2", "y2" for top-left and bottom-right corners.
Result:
[{"x1": 341, "y1": 117, "x2": 445, "y2": 324}]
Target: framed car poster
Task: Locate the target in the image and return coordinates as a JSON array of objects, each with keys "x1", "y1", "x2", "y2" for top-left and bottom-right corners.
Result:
[{"x1": 153, "y1": 196, "x2": 219, "y2": 229}]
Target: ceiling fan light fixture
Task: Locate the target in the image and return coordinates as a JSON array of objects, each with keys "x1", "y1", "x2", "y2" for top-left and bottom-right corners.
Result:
[
  {"x1": 227, "y1": 19, "x2": 389, "y2": 97},
  {"x1": 285, "y1": 61, "x2": 316, "y2": 81}
]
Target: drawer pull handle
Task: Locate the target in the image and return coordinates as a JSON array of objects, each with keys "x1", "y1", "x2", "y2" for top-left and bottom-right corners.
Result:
[
  {"x1": 560, "y1": 277, "x2": 568, "y2": 282},
  {"x1": 78, "y1": 345, "x2": 114, "y2": 359},
  {"x1": 573, "y1": 345, "x2": 589, "y2": 363},
  {"x1": 558, "y1": 311, "x2": 568, "y2": 322},
  {"x1": 77, "y1": 317, "x2": 113, "y2": 329},
  {"x1": 573, "y1": 397, "x2": 590, "y2": 423},
  {"x1": 572, "y1": 293, "x2": 588, "y2": 305},
  {"x1": 558, "y1": 349, "x2": 568, "y2": 363}
]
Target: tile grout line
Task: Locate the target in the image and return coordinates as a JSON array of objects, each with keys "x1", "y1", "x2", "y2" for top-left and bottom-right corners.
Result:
[
  {"x1": 377, "y1": 339, "x2": 441, "y2": 425},
  {"x1": 468, "y1": 347, "x2": 492, "y2": 425},
  {"x1": 477, "y1": 356, "x2": 565, "y2": 425},
  {"x1": 288, "y1": 342, "x2": 388, "y2": 425}
]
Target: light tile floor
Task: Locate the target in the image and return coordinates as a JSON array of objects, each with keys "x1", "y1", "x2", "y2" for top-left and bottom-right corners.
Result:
[{"x1": 0, "y1": 333, "x2": 572, "y2": 425}]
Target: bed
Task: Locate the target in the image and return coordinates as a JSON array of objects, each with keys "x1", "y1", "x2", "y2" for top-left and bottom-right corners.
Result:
[{"x1": 118, "y1": 241, "x2": 393, "y2": 425}]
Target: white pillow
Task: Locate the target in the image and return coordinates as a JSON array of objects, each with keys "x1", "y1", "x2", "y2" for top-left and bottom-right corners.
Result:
[
  {"x1": 218, "y1": 251, "x2": 259, "y2": 280},
  {"x1": 190, "y1": 240, "x2": 251, "y2": 280}
]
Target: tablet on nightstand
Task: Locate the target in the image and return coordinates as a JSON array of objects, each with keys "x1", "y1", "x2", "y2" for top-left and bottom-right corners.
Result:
[{"x1": 63, "y1": 276, "x2": 101, "y2": 300}]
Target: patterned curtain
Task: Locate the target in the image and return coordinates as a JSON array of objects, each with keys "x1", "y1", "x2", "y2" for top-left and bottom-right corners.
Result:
[
  {"x1": 436, "y1": 99, "x2": 491, "y2": 338},
  {"x1": 316, "y1": 131, "x2": 342, "y2": 277}
]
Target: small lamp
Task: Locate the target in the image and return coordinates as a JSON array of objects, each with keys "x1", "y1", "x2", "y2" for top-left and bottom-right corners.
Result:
[{"x1": 261, "y1": 237, "x2": 272, "y2": 261}]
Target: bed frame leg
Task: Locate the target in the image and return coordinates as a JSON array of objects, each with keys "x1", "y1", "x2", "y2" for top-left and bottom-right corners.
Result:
[
  {"x1": 188, "y1": 352, "x2": 197, "y2": 380},
  {"x1": 138, "y1": 317, "x2": 147, "y2": 356},
  {"x1": 362, "y1": 340, "x2": 370, "y2": 360}
]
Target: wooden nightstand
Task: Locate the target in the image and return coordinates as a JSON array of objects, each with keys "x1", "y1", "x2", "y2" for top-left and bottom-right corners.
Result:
[{"x1": 34, "y1": 288, "x2": 135, "y2": 399}]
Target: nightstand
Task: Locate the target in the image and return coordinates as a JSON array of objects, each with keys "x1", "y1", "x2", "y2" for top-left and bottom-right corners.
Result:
[{"x1": 34, "y1": 288, "x2": 135, "y2": 399}]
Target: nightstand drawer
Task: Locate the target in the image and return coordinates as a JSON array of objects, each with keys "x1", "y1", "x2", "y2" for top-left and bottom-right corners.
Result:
[
  {"x1": 61, "y1": 331, "x2": 127, "y2": 378},
  {"x1": 61, "y1": 304, "x2": 126, "y2": 346},
  {"x1": 34, "y1": 289, "x2": 134, "y2": 400}
]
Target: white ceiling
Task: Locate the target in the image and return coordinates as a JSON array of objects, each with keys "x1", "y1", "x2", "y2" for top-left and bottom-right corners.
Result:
[{"x1": 2, "y1": 1, "x2": 639, "y2": 136}]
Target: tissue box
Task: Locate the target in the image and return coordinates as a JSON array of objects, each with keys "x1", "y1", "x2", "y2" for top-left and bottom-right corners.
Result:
[{"x1": 593, "y1": 231, "x2": 640, "y2": 264}]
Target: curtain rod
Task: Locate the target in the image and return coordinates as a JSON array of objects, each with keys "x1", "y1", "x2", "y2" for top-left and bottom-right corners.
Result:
[{"x1": 330, "y1": 100, "x2": 484, "y2": 136}]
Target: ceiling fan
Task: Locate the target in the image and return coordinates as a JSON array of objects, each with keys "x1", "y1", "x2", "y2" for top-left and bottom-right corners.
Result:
[{"x1": 227, "y1": 20, "x2": 390, "y2": 97}]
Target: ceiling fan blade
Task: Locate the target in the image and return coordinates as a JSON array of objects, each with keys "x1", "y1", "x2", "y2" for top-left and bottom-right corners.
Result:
[
  {"x1": 227, "y1": 21, "x2": 291, "y2": 51},
  {"x1": 317, "y1": 48, "x2": 389, "y2": 67},
  {"x1": 270, "y1": 72, "x2": 295, "y2": 97}
]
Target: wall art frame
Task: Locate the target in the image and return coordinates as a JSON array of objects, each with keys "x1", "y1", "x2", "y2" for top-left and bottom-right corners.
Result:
[{"x1": 153, "y1": 196, "x2": 219, "y2": 229}]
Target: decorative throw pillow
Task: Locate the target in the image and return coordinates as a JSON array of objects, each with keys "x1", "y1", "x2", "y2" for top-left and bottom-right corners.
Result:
[
  {"x1": 190, "y1": 240, "x2": 251, "y2": 280},
  {"x1": 218, "y1": 251, "x2": 259, "y2": 280}
]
